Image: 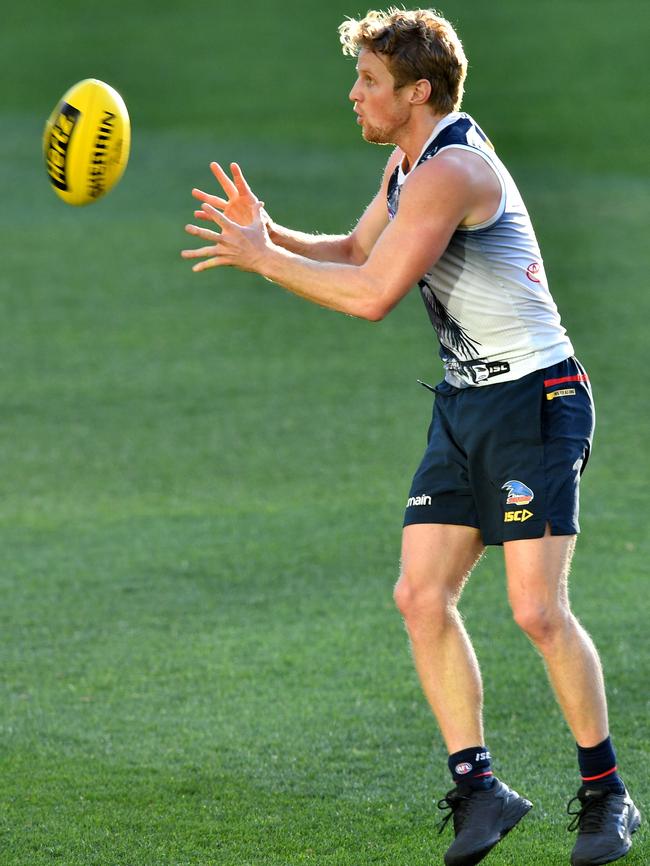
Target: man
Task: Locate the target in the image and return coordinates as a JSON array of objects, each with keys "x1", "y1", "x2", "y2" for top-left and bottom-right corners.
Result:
[{"x1": 182, "y1": 9, "x2": 640, "y2": 865}]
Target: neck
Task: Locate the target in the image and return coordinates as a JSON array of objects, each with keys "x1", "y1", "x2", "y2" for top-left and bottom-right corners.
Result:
[{"x1": 398, "y1": 109, "x2": 449, "y2": 173}]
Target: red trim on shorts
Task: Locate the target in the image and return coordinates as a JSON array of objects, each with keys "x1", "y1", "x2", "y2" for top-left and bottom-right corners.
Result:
[
  {"x1": 581, "y1": 766, "x2": 618, "y2": 782},
  {"x1": 544, "y1": 374, "x2": 589, "y2": 388},
  {"x1": 474, "y1": 771, "x2": 494, "y2": 778}
]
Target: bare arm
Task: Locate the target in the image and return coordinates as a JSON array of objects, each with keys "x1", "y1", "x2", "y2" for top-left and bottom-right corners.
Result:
[
  {"x1": 182, "y1": 150, "x2": 482, "y2": 321},
  {"x1": 265, "y1": 224, "x2": 353, "y2": 263},
  {"x1": 191, "y1": 151, "x2": 401, "y2": 265}
]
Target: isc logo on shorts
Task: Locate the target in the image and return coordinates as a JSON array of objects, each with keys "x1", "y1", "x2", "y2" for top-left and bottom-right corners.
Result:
[{"x1": 504, "y1": 509, "x2": 534, "y2": 522}]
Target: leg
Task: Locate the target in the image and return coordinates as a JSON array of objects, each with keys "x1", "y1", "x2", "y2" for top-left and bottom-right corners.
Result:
[
  {"x1": 394, "y1": 523, "x2": 486, "y2": 752},
  {"x1": 506, "y1": 529, "x2": 642, "y2": 865},
  {"x1": 505, "y1": 527, "x2": 608, "y2": 746},
  {"x1": 398, "y1": 525, "x2": 533, "y2": 865}
]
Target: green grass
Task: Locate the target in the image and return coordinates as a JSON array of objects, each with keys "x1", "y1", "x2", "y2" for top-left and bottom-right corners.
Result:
[{"x1": 1, "y1": 1, "x2": 648, "y2": 863}]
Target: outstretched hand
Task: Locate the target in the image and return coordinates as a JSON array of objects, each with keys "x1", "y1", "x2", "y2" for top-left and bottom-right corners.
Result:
[
  {"x1": 191, "y1": 162, "x2": 265, "y2": 227},
  {"x1": 182, "y1": 200, "x2": 270, "y2": 273}
]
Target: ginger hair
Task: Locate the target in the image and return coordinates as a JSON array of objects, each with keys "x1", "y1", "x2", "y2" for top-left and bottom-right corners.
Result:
[{"x1": 339, "y1": 8, "x2": 467, "y2": 113}]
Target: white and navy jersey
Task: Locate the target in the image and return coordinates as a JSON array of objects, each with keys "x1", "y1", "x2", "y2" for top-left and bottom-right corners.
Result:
[{"x1": 387, "y1": 112, "x2": 574, "y2": 388}]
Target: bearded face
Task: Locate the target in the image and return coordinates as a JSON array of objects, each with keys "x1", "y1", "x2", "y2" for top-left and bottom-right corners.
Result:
[{"x1": 350, "y1": 49, "x2": 413, "y2": 146}]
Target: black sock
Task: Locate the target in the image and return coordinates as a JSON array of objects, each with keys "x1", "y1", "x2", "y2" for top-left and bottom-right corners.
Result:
[
  {"x1": 577, "y1": 736, "x2": 625, "y2": 793},
  {"x1": 448, "y1": 746, "x2": 494, "y2": 790}
]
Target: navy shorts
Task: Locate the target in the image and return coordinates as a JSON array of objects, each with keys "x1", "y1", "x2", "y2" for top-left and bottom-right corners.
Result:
[{"x1": 403, "y1": 357, "x2": 595, "y2": 545}]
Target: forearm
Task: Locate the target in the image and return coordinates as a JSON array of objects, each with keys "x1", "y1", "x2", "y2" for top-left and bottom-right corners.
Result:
[
  {"x1": 258, "y1": 243, "x2": 383, "y2": 320},
  {"x1": 267, "y1": 220, "x2": 361, "y2": 264}
]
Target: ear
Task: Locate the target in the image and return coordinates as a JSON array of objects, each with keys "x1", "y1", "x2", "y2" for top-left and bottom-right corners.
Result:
[{"x1": 409, "y1": 79, "x2": 432, "y2": 106}]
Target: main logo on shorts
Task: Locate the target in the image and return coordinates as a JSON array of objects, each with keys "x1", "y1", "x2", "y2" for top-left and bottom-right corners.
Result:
[
  {"x1": 407, "y1": 494, "x2": 432, "y2": 507},
  {"x1": 455, "y1": 762, "x2": 473, "y2": 775},
  {"x1": 502, "y1": 480, "x2": 535, "y2": 506}
]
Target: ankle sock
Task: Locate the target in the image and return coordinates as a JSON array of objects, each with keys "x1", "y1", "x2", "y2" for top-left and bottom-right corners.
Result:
[
  {"x1": 577, "y1": 736, "x2": 625, "y2": 793},
  {"x1": 448, "y1": 746, "x2": 494, "y2": 790}
]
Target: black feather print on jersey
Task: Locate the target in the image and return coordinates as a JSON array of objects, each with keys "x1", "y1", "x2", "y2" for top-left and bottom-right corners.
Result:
[{"x1": 419, "y1": 277, "x2": 481, "y2": 359}]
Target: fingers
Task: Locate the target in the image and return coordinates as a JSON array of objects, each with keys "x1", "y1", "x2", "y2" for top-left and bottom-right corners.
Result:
[
  {"x1": 181, "y1": 243, "x2": 220, "y2": 259},
  {"x1": 184, "y1": 223, "x2": 221, "y2": 242},
  {"x1": 192, "y1": 187, "x2": 228, "y2": 209},
  {"x1": 210, "y1": 161, "x2": 238, "y2": 199},
  {"x1": 184, "y1": 164, "x2": 252, "y2": 273},
  {"x1": 182, "y1": 218, "x2": 225, "y2": 265},
  {"x1": 192, "y1": 208, "x2": 234, "y2": 222},
  {"x1": 182, "y1": 211, "x2": 234, "y2": 270},
  {"x1": 200, "y1": 202, "x2": 236, "y2": 228},
  {"x1": 230, "y1": 162, "x2": 253, "y2": 196},
  {"x1": 179, "y1": 250, "x2": 226, "y2": 271},
  {"x1": 181, "y1": 243, "x2": 230, "y2": 271},
  {"x1": 192, "y1": 256, "x2": 224, "y2": 272}
]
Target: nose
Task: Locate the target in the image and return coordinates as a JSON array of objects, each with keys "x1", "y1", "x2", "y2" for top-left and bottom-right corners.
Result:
[{"x1": 349, "y1": 78, "x2": 361, "y2": 103}]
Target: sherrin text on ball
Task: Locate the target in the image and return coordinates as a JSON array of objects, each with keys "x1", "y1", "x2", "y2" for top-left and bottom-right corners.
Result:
[{"x1": 43, "y1": 78, "x2": 130, "y2": 206}]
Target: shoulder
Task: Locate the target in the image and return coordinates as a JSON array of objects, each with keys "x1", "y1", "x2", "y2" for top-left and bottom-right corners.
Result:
[
  {"x1": 407, "y1": 139, "x2": 500, "y2": 198},
  {"x1": 401, "y1": 143, "x2": 503, "y2": 230},
  {"x1": 402, "y1": 148, "x2": 476, "y2": 199},
  {"x1": 396, "y1": 147, "x2": 498, "y2": 231},
  {"x1": 390, "y1": 156, "x2": 472, "y2": 231}
]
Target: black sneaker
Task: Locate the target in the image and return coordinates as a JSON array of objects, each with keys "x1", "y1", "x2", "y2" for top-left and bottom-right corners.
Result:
[
  {"x1": 438, "y1": 777, "x2": 533, "y2": 866},
  {"x1": 568, "y1": 785, "x2": 641, "y2": 865}
]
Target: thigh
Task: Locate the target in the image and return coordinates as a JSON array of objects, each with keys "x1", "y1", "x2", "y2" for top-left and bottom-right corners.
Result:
[
  {"x1": 400, "y1": 523, "x2": 485, "y2": 600},
  {"x1": 504, "y1": 525, "x2": 576, "y2": 613}
]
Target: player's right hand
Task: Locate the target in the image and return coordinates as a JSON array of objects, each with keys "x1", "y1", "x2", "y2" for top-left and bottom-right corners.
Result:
[{"x1": 191, "y1": 162, "x2": 265, "y2": 228}]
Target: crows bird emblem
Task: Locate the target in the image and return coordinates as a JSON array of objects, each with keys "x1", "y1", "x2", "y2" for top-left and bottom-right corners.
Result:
[{"x1": 502, "y1": 480, "x2": 535, "y2": 506}]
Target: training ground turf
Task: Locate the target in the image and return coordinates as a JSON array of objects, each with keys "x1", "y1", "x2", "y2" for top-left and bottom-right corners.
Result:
[{"x1": 1, "y1": 1, "x2": 648, "y2": 864}]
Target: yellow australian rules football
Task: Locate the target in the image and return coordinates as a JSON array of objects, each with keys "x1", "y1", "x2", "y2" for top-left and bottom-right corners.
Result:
[{"x1": 44, "y1": 78, "x2": 131, "y2": 206}]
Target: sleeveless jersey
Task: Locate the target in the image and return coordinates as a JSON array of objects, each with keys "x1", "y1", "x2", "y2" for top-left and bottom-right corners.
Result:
[{"x1": 387, "y1": 112, "x2": 574, "y2": 388}]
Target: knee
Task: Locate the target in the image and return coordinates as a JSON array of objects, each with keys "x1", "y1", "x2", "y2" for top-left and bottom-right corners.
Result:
[
  {"x1": 512, "y1": 602, "x2": 571, "y2": 646},
  {"x1": 393, "y1": 576, "x2": 415, "y2": 617},
  {"x1": 393, "y1": 574, "x2": 454, "y2": 632}
]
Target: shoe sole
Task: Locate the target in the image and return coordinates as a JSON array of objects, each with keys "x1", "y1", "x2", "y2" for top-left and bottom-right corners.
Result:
[{"x1": 444, "y1": 797, "x2": 533, "y2": 866}]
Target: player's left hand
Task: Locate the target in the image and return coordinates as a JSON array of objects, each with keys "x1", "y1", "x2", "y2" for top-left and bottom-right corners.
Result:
[{"x1": 182, "y1": 201, "x2": 270, "y2": 273}]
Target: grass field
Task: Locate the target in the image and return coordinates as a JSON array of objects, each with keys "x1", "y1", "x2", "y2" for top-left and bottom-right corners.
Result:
[{"x1": 1, "y1": 1, "x2": 648, "y2": 864}]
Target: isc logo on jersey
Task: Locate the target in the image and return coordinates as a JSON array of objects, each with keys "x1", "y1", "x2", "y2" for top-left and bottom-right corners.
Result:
[{"x1": 43, "y1": 78, "x2": 131, "y2": 206}]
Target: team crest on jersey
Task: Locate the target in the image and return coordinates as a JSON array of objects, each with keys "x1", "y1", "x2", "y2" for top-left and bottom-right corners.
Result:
[
  {"x1": 502, "y1": 480, "x2": 535, "y2": 506},
  {"x1": 526, "y1": 262, "x2": 541, "y2": 283}
]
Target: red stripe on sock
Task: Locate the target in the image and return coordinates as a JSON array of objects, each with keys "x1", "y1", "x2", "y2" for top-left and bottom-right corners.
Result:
[
  {"x1": 544, "y1": 374, "x2": 589, "y2": 388},
  {"x1": 581, "y1": 766, "x2": 618, "y2": 782},
  {"x1": 474, "y1": 771, "x2": 494, "y2": 778}
]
